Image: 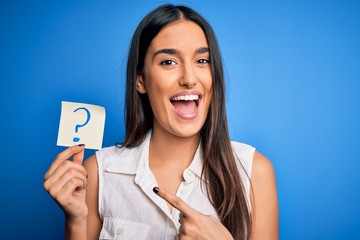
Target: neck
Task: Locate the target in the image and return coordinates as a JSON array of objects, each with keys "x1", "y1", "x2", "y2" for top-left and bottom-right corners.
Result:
[{"x1": 149, "y1": 128, "x2": 200, "y2": 170}]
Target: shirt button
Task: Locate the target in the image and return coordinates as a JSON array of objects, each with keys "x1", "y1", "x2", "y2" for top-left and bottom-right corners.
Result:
[{"x1": 116, "y1": 227, "x2": 123, "y2": 235}]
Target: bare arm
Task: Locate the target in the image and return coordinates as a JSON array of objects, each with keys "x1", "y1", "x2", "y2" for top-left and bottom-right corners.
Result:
[
  {"x1": 83, "y1": 155, "x2": 102, "y2": 240},
  {"x1": 250, "y1": 151, "x2": 279, "y2": 240}
]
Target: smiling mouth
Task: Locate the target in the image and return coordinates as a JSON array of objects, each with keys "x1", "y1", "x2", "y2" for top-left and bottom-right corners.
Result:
[{"x1": 170, "y1": 95, "x2": 200, "y2": 117}]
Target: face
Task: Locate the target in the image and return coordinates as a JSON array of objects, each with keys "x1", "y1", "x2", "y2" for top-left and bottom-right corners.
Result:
[{"x1": 136, "y1": 20, "x2": 213, "y2": 138}]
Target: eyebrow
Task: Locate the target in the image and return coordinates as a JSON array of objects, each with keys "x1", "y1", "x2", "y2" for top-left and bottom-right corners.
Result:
[{"x1": 152, "y1": 47, "x2": 210, "y2": 59}]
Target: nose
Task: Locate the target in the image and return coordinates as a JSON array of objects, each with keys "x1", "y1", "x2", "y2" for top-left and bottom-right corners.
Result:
[{"x1": 179, "y1": 63, "x2": 197, "y2": 88}]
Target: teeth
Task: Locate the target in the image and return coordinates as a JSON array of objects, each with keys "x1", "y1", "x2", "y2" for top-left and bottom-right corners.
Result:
[{"x1": 171, "y1": 95, "x2": 199, "y2": 101}]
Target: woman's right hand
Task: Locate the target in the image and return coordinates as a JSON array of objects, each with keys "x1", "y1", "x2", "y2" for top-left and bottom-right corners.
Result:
[{"x1": 43, "y1": 144, "x2": 88, "y2": 223}]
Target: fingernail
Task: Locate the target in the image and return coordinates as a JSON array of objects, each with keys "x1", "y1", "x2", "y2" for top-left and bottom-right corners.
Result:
[
  {"x1": 153, "y1": 187, "x2": 159, "y2": 194},
  {"x1": 78, "y1": 144, "x2": 85, "y2": 147}
]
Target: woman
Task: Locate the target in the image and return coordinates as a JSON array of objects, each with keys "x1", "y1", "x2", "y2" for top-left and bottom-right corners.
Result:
[{"x1": 44, "y1": 4, "x2": 278, "y2": 240}]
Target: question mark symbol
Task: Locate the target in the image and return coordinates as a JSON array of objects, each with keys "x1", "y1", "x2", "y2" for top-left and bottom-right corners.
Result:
[{"x1": 73, "y1": 107, "x2": 91, "y2": 142}]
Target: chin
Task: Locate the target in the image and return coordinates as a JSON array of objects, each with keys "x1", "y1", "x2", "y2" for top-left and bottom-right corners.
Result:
[{"x1": 171, "y1": 123, "x2": 204, "y2": 138}]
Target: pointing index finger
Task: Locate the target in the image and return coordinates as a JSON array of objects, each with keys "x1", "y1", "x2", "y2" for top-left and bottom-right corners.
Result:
[{"x1": 153, "y1": 187, "x2": 197, "y2": 217}]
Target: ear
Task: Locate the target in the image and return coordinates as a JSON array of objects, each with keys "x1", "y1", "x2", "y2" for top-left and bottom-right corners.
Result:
[{"x1": 136, "y1": 74, "x2": 147, "y2": 94}]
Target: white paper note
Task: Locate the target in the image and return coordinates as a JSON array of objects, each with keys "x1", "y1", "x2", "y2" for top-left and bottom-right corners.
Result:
[{"x1": 57, "y1": 101, "x2": 106, "y2": 150}]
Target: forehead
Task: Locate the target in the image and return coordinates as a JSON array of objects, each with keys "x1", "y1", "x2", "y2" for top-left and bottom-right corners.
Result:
[{"x1": 149, "y1": 20, "x2": 208, "y2": 51}]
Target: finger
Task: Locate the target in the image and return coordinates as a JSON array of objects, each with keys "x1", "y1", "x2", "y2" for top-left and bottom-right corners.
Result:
[
  {"x1": 55, "y1": 177, "x2": 86, "y2": 203},
  {"x1": 44, "y1": 160, "x2": 87, "y2": 193},
  {"x1": 44, "y1": 144, "x2": 85, "y2": 180},
  {"x1": 153, "y1": 187, "x2": 197, "y2": 217},
  {"x1": 46, "y1": 160, "x2": 87, "y2": 184},
  {"x1": 72, "y1": 145, "x2": 85, "y2": 164},
  {"x1": 174, "y1": 234, "x2": 180, "y2": 240},
  {"x1": 44, "y1": 164, "x2": 87, "y2": 195}
]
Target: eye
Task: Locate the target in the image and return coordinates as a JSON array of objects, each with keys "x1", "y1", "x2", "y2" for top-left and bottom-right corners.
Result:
[
  {"x1": 160, "y1": 59, "x2": 177, "y2": 66},
  {"x1": 196, "y1": 58, "x2": 210, "y2": 65}
]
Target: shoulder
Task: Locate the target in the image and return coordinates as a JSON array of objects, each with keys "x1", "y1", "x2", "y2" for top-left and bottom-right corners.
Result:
[
  {"x1": 94, "y1": 145, "x2": 129, "y2": 169},
  {"x1": 94, "y1": 145, "x2": 144, "y2": 174},
  {"x1": 230, "y1": 141, "x2": 275, "y2": 181},
  {"x1": 83, "y1": 154, "x2": 99, "y2": 185},
  {"x1": 250, "y1": 151, "x2": 279, "y2": 239},
  {"x1": 251, "y1": 151, "x2": 277, "y2": 200},
  {"x1": 83, "y1": 154, "x2": 98, "y2": 171},
  {"x1": 251, "y1": 151, "x2": 276, "y2": 185},
  {"x1": 230, "y1": 141, "x2": 255, "y2": 176},
  {"x1": 95, "y1": 146, "x2": 125, "y2": 162},
  {"x1": 230, "y1": 141, "x2": 255, "y2": 154}
]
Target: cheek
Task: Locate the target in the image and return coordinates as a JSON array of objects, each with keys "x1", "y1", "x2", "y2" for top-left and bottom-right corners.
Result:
[
  {"x1": 144, "y1": 69, "x2": 173, "y2": 89},
  {"x1": 204, "y1": 81, "x2": 212, "y2": 92},
  {"x1": 204, "y1": 77, "x2": 213, "y2": 96},
  {"x1": 205, "y1": 84, "x2": 213, "y2": 108},
  {"x1": 199, "y1": 69, "x2": 213, "y2": 89},
  {"x1": 143, "y1": 76, "x2": 169, "y2": 106}
]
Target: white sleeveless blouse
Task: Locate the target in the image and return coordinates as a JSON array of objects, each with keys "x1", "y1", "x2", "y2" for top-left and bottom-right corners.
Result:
[{"x1": 96, "y1": 132, "x2": 255, "y2": 239}]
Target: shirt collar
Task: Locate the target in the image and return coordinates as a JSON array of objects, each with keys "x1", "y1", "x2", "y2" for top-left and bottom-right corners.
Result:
[
  {"x1": 105, "y1": 132, "x2": 151, "y2": 174},
  {"x1": 105, "y1": 131, "x2": 204, "y2": 180},
  {"x1": 187, "y1": 143, "x2": 204, "y2": 180}
]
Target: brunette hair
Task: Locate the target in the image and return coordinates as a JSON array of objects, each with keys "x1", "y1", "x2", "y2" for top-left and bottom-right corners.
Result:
[{"x1": 122, "y1": 4, "x2": 251, "y2": 239}]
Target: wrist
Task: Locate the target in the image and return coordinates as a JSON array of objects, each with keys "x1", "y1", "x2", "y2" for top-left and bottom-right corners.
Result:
[
  {"x1": 66, "y1": 216, "x2": 86, "y2": 227},
  {"x1": 64, "y1": 215, "x2": 87, "y2": 240},
  {"x1": 64, "y1": 206, "x2": 88, "y2": 225}
]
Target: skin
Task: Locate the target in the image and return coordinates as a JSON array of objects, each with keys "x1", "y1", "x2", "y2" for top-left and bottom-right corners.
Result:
[
  {"x1": 136, "y1": 20, "x2": 213, "y2": 139},
  {"x1": 136, "y1": 20, "x2": 213, "y2": 207},
  {"x1": 250, "y1": 151, "x2": 279, "y2": 239},
  {"x1": 43, "y1": 19, "x2": 278, "y2": 240}
]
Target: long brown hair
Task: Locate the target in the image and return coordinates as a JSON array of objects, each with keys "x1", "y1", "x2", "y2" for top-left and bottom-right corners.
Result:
[{"x1": 122, "y1": 4, "x2": 251, "y2": 239}]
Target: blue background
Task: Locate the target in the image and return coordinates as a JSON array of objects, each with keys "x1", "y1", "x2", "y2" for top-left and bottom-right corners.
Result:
[{"x1": 1, "y1": 0, "x2": 359, "y2": 239}]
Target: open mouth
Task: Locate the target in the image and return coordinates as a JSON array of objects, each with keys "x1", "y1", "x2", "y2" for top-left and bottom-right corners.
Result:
[{"x1": 170, "y1": 94, "x2": 200, "y2": 117}]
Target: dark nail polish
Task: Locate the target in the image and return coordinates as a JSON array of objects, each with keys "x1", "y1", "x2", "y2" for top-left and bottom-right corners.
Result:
[
  {"x1": 78, "y1": 144, "x2": 85, "y2": 147},
  {"x1": 153, "y1": 187, "x2": 159, "y2": 194}
]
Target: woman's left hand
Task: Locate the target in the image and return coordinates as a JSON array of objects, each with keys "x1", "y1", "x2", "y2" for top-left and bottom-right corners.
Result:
[{"x1": 153, "y1": 187, "x2": 234, "y2": 240}]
